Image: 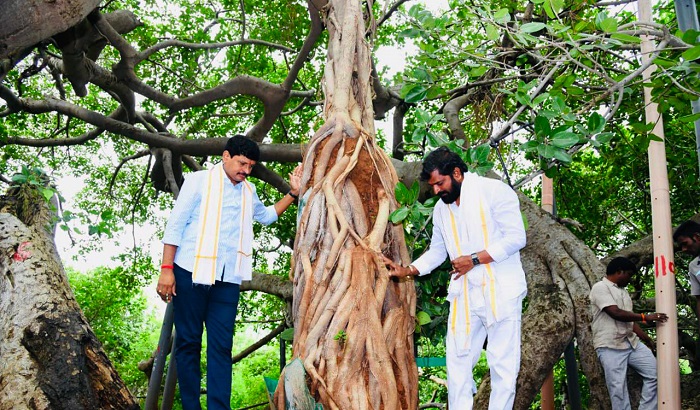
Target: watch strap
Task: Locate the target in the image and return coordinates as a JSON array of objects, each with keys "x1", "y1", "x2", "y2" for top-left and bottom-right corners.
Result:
[{"x1": 471, "y1": 252, "x2": 480, "y2": 266}]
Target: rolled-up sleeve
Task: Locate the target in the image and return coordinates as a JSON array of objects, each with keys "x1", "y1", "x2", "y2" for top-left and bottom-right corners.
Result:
[
  {"x1": 162, "y1": 173, "x2": 200, "y2": 246},
  {"x1": 484, "y1": 182, "x2": 526, "y2": 263},
  {"x1": 253, "y1": 189, "x2": 278, "y2": 226}
]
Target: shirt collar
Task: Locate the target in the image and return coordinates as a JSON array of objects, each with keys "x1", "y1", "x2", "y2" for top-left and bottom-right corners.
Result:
[{"x1": 603, "y1": 277, "x2": 619, "y2": 288}]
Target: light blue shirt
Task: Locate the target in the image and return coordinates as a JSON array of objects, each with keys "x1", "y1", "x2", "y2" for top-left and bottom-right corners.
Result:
[{"x1": 162, "y1": 169, "x2": 278, "y2": 284}]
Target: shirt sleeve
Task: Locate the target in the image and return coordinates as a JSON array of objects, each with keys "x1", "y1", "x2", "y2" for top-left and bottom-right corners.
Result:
[
  {"x1": 252, "y1": 186, "x2": 278, "y2": 226},
  {"x1": 162, "y1": 172, "x2": 201, "y2": 246},
  {"x1": 689, "y1": 268, "x2": 700, "y2": 296},
  {"x1": 412, "y1": 208, "x2": 448, "y2": 276},
  {"x1": 590, "y1": 282, "x2": 617, "y2": 310},
  {"x1": 484, "y1": 180, "x2": 527, "y2": 263}
]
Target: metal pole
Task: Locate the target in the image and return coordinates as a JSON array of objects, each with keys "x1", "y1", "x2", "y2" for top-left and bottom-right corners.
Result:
[
  {"x1": 541, "y1": 175, "x2": 583, "y2": 409},
  {"x1": 145, "y1": 302, "x2": 175, "y2": 410},
  {"x1": 161, "y1": 333, "x2": 178, "y2": 410},
  {"x1": 638, "y1": 0, "x2": 681, "y2": 407},
  {"x1": 280, "y1": 336, "x2": 287, "y2": 373},
  {"x1": 563, "y1": 341, "x2": 582, "y2": 410},
  {"x1": 540, "y1": 175, "x2": 555, "y2": 410}
]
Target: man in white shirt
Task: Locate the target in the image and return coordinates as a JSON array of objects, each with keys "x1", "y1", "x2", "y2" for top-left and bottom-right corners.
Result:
[
  {"x1": 673, "y1": 220, "x2": 700, "y2": 331},
  {"x1": 589, "y1": 256, "x2": 667, "y2": 410},
  {"x1": 156, "y1": 135, "x2": 301, "y2": 410},
  {"x1": 384, "y1": 147, "x2": 527, "y2": 409}
]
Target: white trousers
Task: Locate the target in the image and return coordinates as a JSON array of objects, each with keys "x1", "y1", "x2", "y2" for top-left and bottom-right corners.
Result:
[
  {"x1": 446, "y1": 294, "x2": 523, "y2": 410},
  {"x1": 596, "y1": 342, "x2": 658, "y2": 410}
]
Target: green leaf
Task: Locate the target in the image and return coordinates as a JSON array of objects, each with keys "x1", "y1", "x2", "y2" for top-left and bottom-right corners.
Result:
[
  {"x1": 390, "y1": 207, "x2": 410, "y2": 223},
  {"x1": 412, "y1": 67, "x2": 433, "y2": 83},
  {"x1": 551, "y1": 131, "x2": 580, "y2": 148},
  {"x1": 537, "y1": 144, "x2": 557, "y2": 159},
  {"x1": 520, "y1": 140, "x2": 540, "y2": 151},
  {"x1": 551, "y1": 96, "x2": 567, "y2": 112},
  {"x1": 683, "y1": 45, "x2": 700, "y2": 61},
  {"x1": 587, "y1": 112, "x2": 606, "y2": 134},
  {"x1": 521, "y1": 22, "x2": 546, "y2": 33},
  {"x1": 679, "y1": 112, "x2": 700, "y2": 123},
  {"x1": 599, "y1": 18, "x2": 618, "y2": 33},
  {"x1": 280, "y1": 328, "x2": 295, "y2": 341},
  {"x1": 566, "y1": 86, "x2": 584, "y2": 95},
  {"x1": 427, "y1": 131, "x2": 448, "y2": 148},
  {"x1": 470, "y1": 66, "x2": 488, "y2": 77},
  {"x1": 401, "y1": 84, "x2": 428, "y2": 103},
  {"x1": 485, "y1": 24, "x2": 500, "y2": 41},
  {"x1": 469, "y1": 144, "x2": 491, "y2": 164},
  {"x1": 594, "y1": 11, "x2": 608, "y2": 30},
  {"x1": 426, "y1": 85, "x2": 445, "y2": 99},
  {"x1": 395, "y1": 182, "x2": 410, "y2": 204},
  {"x1": 544, "y1": 165, "x2": 559, "y2": 178},
  {"x1": 534, "y1": 115, "x2": 551, "y2": 138},
  {"x1": 424, "y1": 196, "x2": 439, "y2": 207},
  {"x1": 543, "y1": 0, "x2": 556, "y2": 19},
  {"x1": 409, "y1": 181, "x2": 420, "y2": 203},
  {"x1": 398, "y1": 28, "x2": 422, "y2": 39},
  {"x1": 411, "y1": 127, "x2": 426, "y2": 143},
  {"x1": 595, "y1": 132, "x2": 614, "y2": 144},
  {"x1": 682, "y1": 29, "x2": 700, "y2": 44},
  {"x1": 610, "y1": 33, "x2": 640, "y2": 44},
  {"x1": 552, "y1": 147, "x2": 572, "y2": 163},
  {"x1": 41, "y1": 188, "x2": 55, "y2": 201},
  {"x1": 493, "y1": 8, "x2": 511, "y2": 24},
  {"x1": 11, "y1": 174, "x2": 27, "y2": 184},
  {"x1": 532, "y1": 93, "x2": 550, "y2": 107},
  {"x1": 416, "y1": 311, "x2": 432, "y2": 326},
  {"x1": 548, "y1": 0, "x2": 565, "y2": 15}
]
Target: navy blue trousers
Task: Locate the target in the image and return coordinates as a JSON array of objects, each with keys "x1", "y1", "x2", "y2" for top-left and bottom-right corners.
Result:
[{"x1": 172, "y1": 264, "x2": 240, "y2": 410}]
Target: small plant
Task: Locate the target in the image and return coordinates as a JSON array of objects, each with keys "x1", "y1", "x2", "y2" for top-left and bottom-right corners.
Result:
[
  {"x1": 11, "y1": 165, "x2": 56, "y2": 202},
  {"x1": 334, "y1": 330, "x2": 347, "y2": 344}
]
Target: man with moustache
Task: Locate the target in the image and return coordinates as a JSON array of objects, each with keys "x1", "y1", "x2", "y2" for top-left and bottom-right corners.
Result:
[
  {"x1": 384, "y1": 147, "x2": 527, "y2": 409},
  {"x1": 590, "y1": 257, "x2": 667, "y2": 410},
  {"x1": 156, "y1": 135, "x2": 301, "y2": 410},
  {"x1": 673, "y1": 220, "x2": 700, "y2": 329}
]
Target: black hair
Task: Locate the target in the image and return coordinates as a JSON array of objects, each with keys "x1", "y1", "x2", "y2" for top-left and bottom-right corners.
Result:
[
  {"x1": 420, "y1": 147, "x2": 468, "y2": 181},
  {"x1": 225, "y1": 135, "x2": 260, "y2": 162},
  {"x1": 673, "y1": 220, "x2": 700, "y2": 242},
  {"x1": 606, "y1": 256, "x2": 637, "y2": 276}
]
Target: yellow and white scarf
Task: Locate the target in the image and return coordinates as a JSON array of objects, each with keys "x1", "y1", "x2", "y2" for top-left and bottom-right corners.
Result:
[
  {"x1": 192, "y1": 163, "x2": 254, "y2": 285},
  {"x1": 444, "y1": 172, "x2": 498, "y2": 353}
]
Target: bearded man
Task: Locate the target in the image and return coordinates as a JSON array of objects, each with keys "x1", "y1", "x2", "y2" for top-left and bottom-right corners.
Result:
[{"x1": 384, "y1": 146, "x2": 527, "y2": 409}]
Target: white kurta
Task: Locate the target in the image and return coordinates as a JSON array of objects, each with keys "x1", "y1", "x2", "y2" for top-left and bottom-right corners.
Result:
[{"x1": 411, "y1": 173, "x2": 527, "y2": 410}]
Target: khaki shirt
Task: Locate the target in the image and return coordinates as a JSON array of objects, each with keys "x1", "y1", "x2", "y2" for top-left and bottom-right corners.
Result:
[{"x1": 589, "y1": 277, "x2": 639, "y2": 349}]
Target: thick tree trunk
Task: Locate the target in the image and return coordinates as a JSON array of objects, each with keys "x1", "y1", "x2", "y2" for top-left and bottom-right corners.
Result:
[
  {"x1": 0, "y1": 0, "x2": 101, "y2": 60},
  {"x1": 275, "y1": 0, "x2": 418, "y2": 409},
  {"x1": 0, "y1": 185, "x2": 138, "y2": 409}
]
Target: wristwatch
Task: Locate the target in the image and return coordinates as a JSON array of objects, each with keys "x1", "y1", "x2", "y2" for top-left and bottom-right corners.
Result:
[{"x1": 471, "y1": 252, "x2": 480, "y2": 266}]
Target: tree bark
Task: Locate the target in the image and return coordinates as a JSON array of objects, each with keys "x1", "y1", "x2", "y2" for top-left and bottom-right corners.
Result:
[
  {"x1": 0, "y1": 0, "x2": 101, "y2": 60},
  {"x1": 0, "y1": 184, "x2": 138, "y2": 410},
  {"x1": 275, "y1": 0, "x2": 418, "y2": 408}
]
